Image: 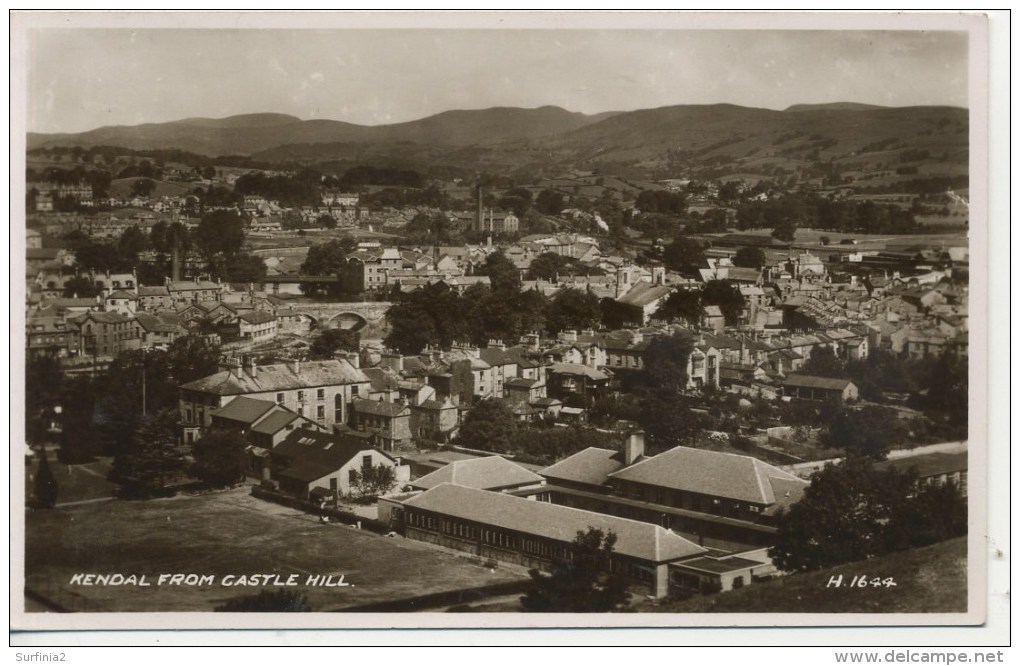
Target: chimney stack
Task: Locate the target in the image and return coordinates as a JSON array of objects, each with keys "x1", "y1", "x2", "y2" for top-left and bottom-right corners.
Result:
[{"x1": 624, "y1": 430, "x2": 645, "y2": 466}]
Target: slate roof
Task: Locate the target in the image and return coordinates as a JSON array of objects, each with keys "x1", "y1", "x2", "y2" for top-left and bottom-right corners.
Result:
[
  {"x1": 134, "y1": 313, "x2": 183, "y2": 334},
  {"x1": 212, "y1": 396, "x2": 277, "y2": 424},
  {"x1": 180, "y1": 359, "x2": 369, "y2": 395},
  {"x1": 505, "y1": 377, "x2": 540, "y2": 389},
  {"x1": 250, "y1": 409, "x2": 300, "y2": 436},
  {"x1": 608, "y1": 446, "x2": 808, "y2": 505},
  {"x1": 273, "y1": 428, "x2": 374, "y2": 472},
  {"x1": 410, "y1": 456, "x2": 543, "y2": 491},
  {"x1": 238, "y1": 310, "x2": 277, "y2": 325},
  {"x1": 168, "y1": 280, "x2": 220, "y2": 291},
  {"x1": 540, "y1": 447, "x2": 625, "y2": 487},
  {"x1": 362, "y1": 367, "x2": 400, "y2": 394},
  {"x1": 403, "y1": 483, "x2": 707, "y2": 563},
  {"x1": 782, "y1": 374, "x2": 855, "y2": 391},
  {"x1": 616, "y1": 282, "x2": 673, "y2": 307},
  {"x1": 107, "y1": 290, "x2": 137, "y2": 300},
  {"x1": 352, "y1": 398, "x2": 410, "y2": 418},
  {"x1": 549, "y1": 363, "x2": 610, "y2": 380}
]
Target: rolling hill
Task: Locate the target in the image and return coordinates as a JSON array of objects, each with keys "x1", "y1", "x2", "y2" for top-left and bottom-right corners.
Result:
[
  {"x1": 27, "y1": 103, "x2": 968, "y2": 179},
  {"x1": 27, "y1": 106, "x2": 615, "y2": 156}
]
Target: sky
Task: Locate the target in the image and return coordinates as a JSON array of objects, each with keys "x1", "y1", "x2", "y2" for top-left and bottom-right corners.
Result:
[{"x1": 25, "y1": 26, "x2": 969, "y2": 134}]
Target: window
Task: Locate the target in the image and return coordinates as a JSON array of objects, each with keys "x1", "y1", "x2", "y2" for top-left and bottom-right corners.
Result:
[
  {"x1": 362, "y1": 455, "x2": 372, "y2": 469},
  {"x1": 349, "y1": 470, "x2": 357, "y2": 484},
  {"x1": 297, "y1": 390, "x2": 305, "y2": 402},
  {"x1": 351, "y1": 385, "x2": 359, "y2": 396},
  {"x1": 317, "y1": 388, "x2": 325, "y2": 400},
  {"x1": 276, "y1": 393, "x2": 285, "y2": 404},
  {"x1": 317, "y1": 405, "x2": 325, "y2": 420}
]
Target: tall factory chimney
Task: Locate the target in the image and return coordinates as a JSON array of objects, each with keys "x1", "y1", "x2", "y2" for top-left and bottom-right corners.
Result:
[{"x1": 476, "y1": 184, "x2": 484, "y2": 233}]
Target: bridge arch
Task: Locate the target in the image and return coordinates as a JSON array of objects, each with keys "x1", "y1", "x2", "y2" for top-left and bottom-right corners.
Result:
[{"x1": 323, "y1": 311, "x2": 368, "y2": 332}]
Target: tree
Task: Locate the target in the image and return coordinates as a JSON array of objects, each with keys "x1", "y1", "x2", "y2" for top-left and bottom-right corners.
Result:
[
  {"x1": 349, "y1": 463, "x2": 397, "y2": 502},
  {"x1": 167, "y1": 335, "x2": 222, "y2": 385},
  {"x1": 194, "y1": 210, "x2": 245, "y2": 261},
  {"x1": 535, "y1": 189, "x2": 566, "y2": 215},
  {"x1": 384, "y1": 294, "x2": 441, "y2": 355},
  {"x1": 520, "y1": 528, "x2": 631, "y2": 612},
  {"x1": 191, "y1": 430, "x2": 248, "y2": 488},
  {"x1": 301, "y1": 240, "x2": 349, "y2": 273},
  {"x1": 819, "y1": 235, "x2": 831, "y2": 246},
  {"x1": 643, "y1": 332, "x2": 695, "y2": 392},
  {"x1": 74, "y1": 241, "x2": 124, "y2": 273},
  {"x1": 770, "y1": 217, "x2": 798, "y2": 242},
  {"x1": 111, "y1": 408, "x2": 188, "y2": 498},
  {"x1": 316, "y1": 213, "x2": 337, "y2": 229},
  {"x1": 527, "y1": 252, "x2": 570, "y2": 281},
  {"x1": 769, "y1": 458, "x2": 915, "y2": 573},
  {"x1": 117, "y1": 225, "x2": 150, "y2": 265},
  {"x1": 33, "y1": 451, "x2": 59, "y2": 509},
  {"x1": 662, "y1": 236, "x2": 705, "y2": 272},
  {"x1": 215, "y1": 590, "x2": 311, "y2": 612},
  {"x1": 26, "y1": 355, "x2": 64, "y2": 445},
  {"x1": 61, "y1": 275, "x2": 102, "y2": 299},
  {"x1": 654, "y1": 290, "x2": 702, "y2": 325},
  {"x1": 222, "y1": 253, "x2": 267, "y2": 283},
  {"x1": 308, "y1": 329, "x2": 360, "y2": 360},
  {"x1": 802, "y1": 345, "x2": 846, "y2": 378},
  {"x1": 545, "y1": 288, "x2": 602, "y2": 336},
  {"x1": 453, "y1": 398, "x2": 516, "y2": 453},
  {"x1": 884, "y1": 480, "x2": 968, "y2": 551},
  {"x1": 130, "y1": 178, "x2": 157, "y2": 198},
  {"x1": 701, "y1": 280, "x2": 745, "y2": 325},
  {"x1": 479, "y1": 250, "x2": 520, "y2": 293},
  {"x1": 732, "y1": 246, "x2": 767, "y2": 269},
  {"x1": 823, "y1": 406, "x2": 901, "y2": 460},
  {"x1": 919, "y1": 351, "x2": 967, "y2": 433}
]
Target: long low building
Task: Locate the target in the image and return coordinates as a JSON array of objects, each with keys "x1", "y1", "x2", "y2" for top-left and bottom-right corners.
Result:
[{"x1": 397, "y1": 482, "x2": 773, "y2": 598}]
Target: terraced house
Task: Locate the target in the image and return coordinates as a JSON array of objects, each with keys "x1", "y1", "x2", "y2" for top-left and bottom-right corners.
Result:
[{"x1": 178, "y1": 358, "x2": 371, "y2": 443}]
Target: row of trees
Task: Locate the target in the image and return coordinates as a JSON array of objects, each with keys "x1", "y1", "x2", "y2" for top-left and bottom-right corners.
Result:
[
  {"x1": 770, "y1": 457, "x2": 967, "y2": 572},
  {"x1": 67, "y1": 209, "x2": 268, "y2": 287}
]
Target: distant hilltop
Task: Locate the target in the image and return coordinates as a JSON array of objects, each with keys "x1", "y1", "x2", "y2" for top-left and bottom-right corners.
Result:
[{"x1": 27, "y1": 102, "x2": 968, "y2": 175}]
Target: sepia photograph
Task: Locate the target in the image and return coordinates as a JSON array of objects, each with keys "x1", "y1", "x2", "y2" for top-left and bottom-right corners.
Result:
[{"x1": 9, "y1": 10, "x2": 1001, "y2": 642}]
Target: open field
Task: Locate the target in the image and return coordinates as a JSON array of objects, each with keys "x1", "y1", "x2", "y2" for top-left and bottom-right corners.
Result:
[{"x1": 24, "y1": 487, "x2": 526, "y2": 613}]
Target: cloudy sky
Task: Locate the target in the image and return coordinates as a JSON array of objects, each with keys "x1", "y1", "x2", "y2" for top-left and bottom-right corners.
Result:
[{"x1": 25, "y1": 25, "x2": 969, "y2": 134}]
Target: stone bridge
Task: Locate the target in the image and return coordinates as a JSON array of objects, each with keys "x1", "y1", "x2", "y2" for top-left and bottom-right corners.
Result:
[{"x1": 284, "y1": 301, "x2": 392, "y2": 339}]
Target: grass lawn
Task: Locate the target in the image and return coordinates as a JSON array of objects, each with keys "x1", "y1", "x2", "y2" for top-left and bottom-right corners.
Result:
[
  {"x1": 24, "y1": 487, "x2": 525, "y2": 613},
  {"x1": 25, "y1": 455, "x2": 118, "y2": 507},
  {"x1": 644, "y1": 537, "x2": 967, "y2": 614}
]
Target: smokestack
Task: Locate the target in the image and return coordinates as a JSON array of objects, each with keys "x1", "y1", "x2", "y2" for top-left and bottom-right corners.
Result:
[
  {"x1": 624, "y1": 430, "x2": 645, "y2": 466},
  {"x1": 171, "y1": 245, "x2": 181, "y2": 283},
  {"x1": 476, "y1": 185, "x2": 484, "y2": 233}
]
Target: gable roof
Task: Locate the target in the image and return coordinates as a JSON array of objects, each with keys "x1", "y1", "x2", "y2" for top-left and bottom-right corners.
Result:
[
  {"x1": 273, "y1": 428, "x2": 381, "y2": 471},
  {"x1": 238, "y1": 310, "x2": 277, "y2": 325},
  {"x1": 608, "y1": 446, "x2": 808, "y2": 505},
  {"x1": 617, "y1": 282, "x2": 673, "y2": 307},
  {"x1": 180, "y1": 359, "x2": 369, "y2": 395},
  {"x1": 211, "y1": 396, "x2": 277, "y2": 424},
  {"x1": 549, "y1": 363, "x2": 610, "y2": 381},
  {"x1": 250, "y1": 409, "x2": 300, "y2": 436},
  {"x1": 783, "y1": 374, "x2": 855, "y2": 391},
  {"x1": 403, "y1": 483, "x2": 707, "y2": 563},
  {"x1": 410, "y1": 456, "x2": 543, "y2": 491},
  {"x1": 540, "y1": 447, "x2": 625, "y2": 487}
]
